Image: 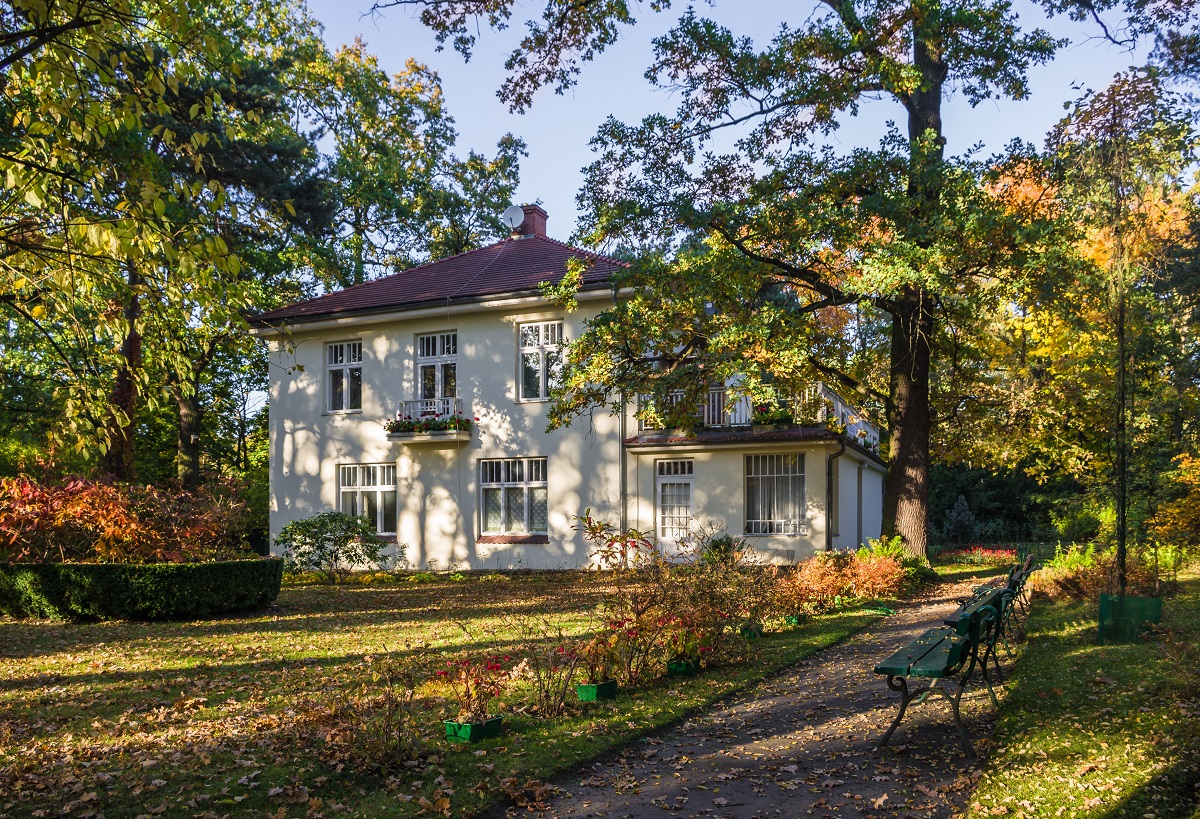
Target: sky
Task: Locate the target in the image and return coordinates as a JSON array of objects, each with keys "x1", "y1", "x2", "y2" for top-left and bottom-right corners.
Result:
[{"x1": 305, "y1": 0, "x2": 1144, "y2": 242}]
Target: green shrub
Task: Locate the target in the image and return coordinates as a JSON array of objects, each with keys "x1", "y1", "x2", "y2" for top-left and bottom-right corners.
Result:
[
  {"x1": 0, "y1": 559, "x2": 282, "y2": 621},
  {"x1": 276, "y1": 511, "x2": 393, "y2": 585},
  {"x1": 1057, "y1": 510, "x2": 1103, "y2": 544}
]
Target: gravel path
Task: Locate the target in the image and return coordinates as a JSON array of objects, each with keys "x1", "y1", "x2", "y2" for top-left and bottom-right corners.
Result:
[{"x1": 513, "y1": 577, "x2": 1007, "y2": 819}]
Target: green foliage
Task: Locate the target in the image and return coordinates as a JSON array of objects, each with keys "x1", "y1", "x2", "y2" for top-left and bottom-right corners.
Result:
[
  {"x1": 942, "y1": 495, "x2": 978, "y2": 545},
  {"x1": 1056, "y1": 509, "x2": 1103, "y2": 544},
  {"x1": 0, "y1": 559, "x2": 282, "y2": 621},
  {"x1": 276, "y1": 512, "x2": 393, "y2": 585}
]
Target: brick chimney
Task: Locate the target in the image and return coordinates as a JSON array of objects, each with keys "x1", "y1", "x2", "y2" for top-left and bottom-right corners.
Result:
[{"x1": 518, "y1": 204, "x2": 548, "y2": 238}]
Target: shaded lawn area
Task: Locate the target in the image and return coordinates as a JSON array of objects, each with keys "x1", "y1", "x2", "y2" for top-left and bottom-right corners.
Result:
[
  {"x1": 0, "y1": 573, "x2": 880, "y2": 818},
  {"x1": 970, "y1": 568, "x2": 1200, "y2": 819}
]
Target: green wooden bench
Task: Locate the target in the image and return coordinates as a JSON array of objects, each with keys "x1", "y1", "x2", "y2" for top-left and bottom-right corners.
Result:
[{"x1": 873, "y1": 603, "x2": 1002, "y2": 758}]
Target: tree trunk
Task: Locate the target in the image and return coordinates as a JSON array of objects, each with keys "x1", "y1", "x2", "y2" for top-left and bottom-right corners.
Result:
[
  {"x1": 100, "y1": 264, "x2": 142, "y2": 481},
  {"x1": 177, "y1": 389, "x2": 202, "y2": 488},
  {"x1": 882, "y1": 292, "x2": 934, "y2": 559},
  {"x1": 878, "y1": 27, "x2": 946, "y2": 559}
]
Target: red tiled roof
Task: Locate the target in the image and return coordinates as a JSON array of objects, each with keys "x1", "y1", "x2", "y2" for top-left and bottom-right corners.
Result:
[{"x1": 255, "y1": 235, "x2": 627, "y2": 325}]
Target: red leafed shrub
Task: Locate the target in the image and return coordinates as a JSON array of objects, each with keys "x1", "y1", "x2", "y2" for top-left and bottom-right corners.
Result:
[
  {"x1": 775, "y1": 552, "x2": 854, "y2": 615},
  {"x1": 849, "y1": 552, "x2": 906, "y2": 599},
  {"x1": 938, "y1": 546, "x2": 1019, "y2": 565},
  {"x1": 0, "y1": 475, "x2": 252, "y2": 563}
]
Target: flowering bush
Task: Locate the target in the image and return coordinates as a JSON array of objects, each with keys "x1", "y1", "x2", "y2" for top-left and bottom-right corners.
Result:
[
  {"x1": 384, "y1": 413, "x2": 475, "y2": 434},
  {"x1": 580, "y1": 632, "x2": 618, "y2": 683},
  {"x1": 938, "y1": 546, "x2": 1019, "y2": 565},
  {"x1": 310, "y1": 650, "x2": 425, "y2": 773},
  {"x1": 504, "y1": 614, "x2": 583, "y2": 717},
  {"x1": 438, "y1": 655, "x2": 510, "y2": 723},
  {"x1": 0, "y1": 475, "x2": 252, "y2": 563}
]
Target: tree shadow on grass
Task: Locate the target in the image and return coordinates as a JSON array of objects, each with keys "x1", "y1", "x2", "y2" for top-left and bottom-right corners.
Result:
[{"x1": 0, "y1": 581, "x2": 609, "y2": 660}]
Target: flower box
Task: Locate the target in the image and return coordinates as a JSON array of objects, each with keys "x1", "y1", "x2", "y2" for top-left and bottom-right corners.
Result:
[
  {"x1": 576, "y1": 679, "x2": 618, "y2": 702},
  {"x1": 666, "y1": 658, "x2": 699, "y2": 677},
  {"x1": 443, "y1": 715, "x2": 504, "y2": 743},
  {"x1": 386, "y1": 429, "x2": 472, "y2": 444}
]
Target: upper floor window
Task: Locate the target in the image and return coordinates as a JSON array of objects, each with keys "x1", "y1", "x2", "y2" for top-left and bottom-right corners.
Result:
[
  {"x1": 518, "y1": 320, "x2": 562, "y2": 401},
  {"x1": 480, "y1": 457, "x2": 548, "y2": 534},
  {"x1": 417, "y1": 332, "x2": 457, "y2": 401},
  {"x1": 339, "y1": 463, "x2": 397, "y2": 535},
  {"x1": 327, "y1": 341, "x2": 362, "y2": 412}
]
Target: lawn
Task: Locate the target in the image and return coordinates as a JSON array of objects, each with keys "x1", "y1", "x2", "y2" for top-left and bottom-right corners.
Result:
[
  {"x1": 969, "y1": 568, "x2": 1200, "y2": 819},
  {"x1": 0, "y1": 573, "x2": 881, "y2": 818}
]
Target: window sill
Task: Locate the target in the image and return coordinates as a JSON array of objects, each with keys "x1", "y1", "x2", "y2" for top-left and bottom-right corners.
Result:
[
  {"x1": 743, "y1": 532, "x2": 809, "y2": 538},
  {"x1": 477, "y1": 534, "x2": 549, "y2": 545},
  {"x1": 322, "y1": 409, "x2": 364, "y2": 417},
  {"x1": 515, "y1": 397, "x2": 551, "y2": 404}
]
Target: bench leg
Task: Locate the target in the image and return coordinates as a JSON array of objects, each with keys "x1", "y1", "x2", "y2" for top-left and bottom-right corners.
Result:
[
  {"x1": 877, "y1": 675, "x2": 916, "y2": 751},
  {"x1": 922, "y1": 683, "x2": 977, "y2": 759},
  {"x1": 978, "y1": 645, "x2": 1001, "y2": 709}
]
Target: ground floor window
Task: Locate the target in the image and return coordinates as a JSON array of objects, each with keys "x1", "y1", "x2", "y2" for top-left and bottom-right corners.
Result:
[
  {"x1": 480, "y1": 457, "x2": 548, "y2": 534},
  {"x1": 656, "y1": 459, "x2": 694, "y2": 543},
  {"x1": 744, "y1": 453, "x2": 805, "y2": 535},
  {"x1": 339, "y1": 464, "x2": 398, "y2": 534}
]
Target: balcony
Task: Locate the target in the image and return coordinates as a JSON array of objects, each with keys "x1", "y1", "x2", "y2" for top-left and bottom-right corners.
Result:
[
  {"x1": 385, "y1": 397, "x2": 473, "y2": 444},
  {"x1": 637, "y1": 381, "x2": 881, "y2": 451}
]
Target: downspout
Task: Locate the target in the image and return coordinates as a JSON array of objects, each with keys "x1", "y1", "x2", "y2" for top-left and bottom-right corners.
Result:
[
  {"x1": 856, "y1": 462, "x2": 864, "y2": 547},
  {"x1": 825, "y1": 438, "x2": 846, "y2": 552},
  {"x1": 619, "y1": 390, "x2": 628, "y2": 536}
]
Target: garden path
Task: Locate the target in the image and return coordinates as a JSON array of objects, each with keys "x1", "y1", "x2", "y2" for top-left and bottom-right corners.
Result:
[{"x1": 510, "y1": 576, "x2": 1006, "y2": 819}]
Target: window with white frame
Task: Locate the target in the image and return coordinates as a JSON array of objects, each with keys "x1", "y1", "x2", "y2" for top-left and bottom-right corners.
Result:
[
  {"x1": 339, "y1": 464, "x2": 397, "y2": 534},
  {"x1": 326, "y1": 341, "x2": 362, "y2": 412},
  {"x1": 656, "y1": 459, "x2": 694, "y2": 543},
  {"x1": 744, "y1": 453, "x2": 806, "y2": 535},
  {"x1": 416, "y1": 332, "x2": 457, "y2": 405},
  {"x1": 480, "y1": 458, "x2": 548, "y2": 534},
  {"x1": 517, "y1": 320, "x2": 563, "y2": 400}
]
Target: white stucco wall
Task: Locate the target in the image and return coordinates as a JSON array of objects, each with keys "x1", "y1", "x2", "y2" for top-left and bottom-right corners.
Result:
[
  {"x1": 263, "y1": 294, "x2": 888, "y2": 569},
  {"x1": 266, "y1": 296, "x2": 624, "y2": 570}
]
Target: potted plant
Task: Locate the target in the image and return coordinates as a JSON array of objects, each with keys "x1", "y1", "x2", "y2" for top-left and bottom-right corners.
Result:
[
  {"x1": 576, "y1": 633, "x2": 619, "y2": 701},
  {"x1": 751, "y1": 402, "x2": 794, "y2": 431},
  {"x1": 665, "y1": 622, "x2": 701, "y2": 677},
  {"x1": 438, "y1": 655, "x2": 509, "y2": 742},
  {"x1": 384, "y1": 413, "x2": 477, "y2": 435}
]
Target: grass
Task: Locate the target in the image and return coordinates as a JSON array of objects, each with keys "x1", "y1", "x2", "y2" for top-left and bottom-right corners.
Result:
[
  {"x1": 969, "y1": 567, "x2": 1200, "y2": 819},
  {"x1": 0, "y1": 573, "x2": 881, "y2": 818}
]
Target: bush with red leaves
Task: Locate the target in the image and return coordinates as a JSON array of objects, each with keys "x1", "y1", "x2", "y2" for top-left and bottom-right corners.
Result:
[{"x1": 0, "y1": 475, "x2": 252, "y2": 563}]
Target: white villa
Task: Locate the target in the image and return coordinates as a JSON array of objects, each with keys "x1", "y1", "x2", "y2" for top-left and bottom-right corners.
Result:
[{"x1": 254, "y1": 205, "x2": 887, "y2": 570}]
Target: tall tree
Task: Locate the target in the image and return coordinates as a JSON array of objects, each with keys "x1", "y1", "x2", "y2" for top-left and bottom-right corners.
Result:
[
  {"x1": 377, "y1": 0, "x2": 1061, "y2": 555},
  {"x1": 298, "y1": 39, "x2": 524, "y2": 288}
]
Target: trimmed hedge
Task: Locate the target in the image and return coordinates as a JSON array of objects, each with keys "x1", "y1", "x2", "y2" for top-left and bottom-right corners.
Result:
[{"x1": 0, "y1": 559, "x2": 283, "y2": 621}]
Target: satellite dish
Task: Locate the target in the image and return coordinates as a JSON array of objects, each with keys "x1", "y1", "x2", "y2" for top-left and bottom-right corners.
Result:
[{"x1": 501, "y1": 205, "x2": 525, "y2": 231}]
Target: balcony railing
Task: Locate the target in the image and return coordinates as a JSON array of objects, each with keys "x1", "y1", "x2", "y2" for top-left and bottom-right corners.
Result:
[
  {"x1": 638, "y1": 381, "x2": 881, "y2": 449},
  {"x1": 397, "y1": 397, "x2": 462, "y2": 419}
]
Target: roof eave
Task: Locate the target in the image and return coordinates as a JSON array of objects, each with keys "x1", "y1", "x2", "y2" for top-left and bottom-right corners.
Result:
[{"x1": 250, "y1": 280, "x2": 621, "y2": 337}]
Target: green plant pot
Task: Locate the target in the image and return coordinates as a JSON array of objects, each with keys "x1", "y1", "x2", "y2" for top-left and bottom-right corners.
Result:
[
  {"x1": 667, "y1": 658, "x2": 699, "y2": 677},
  {"x1": 1098, "y1": 594, "x2": 1162, "y2": 645},
  {"x1": 785, "y1": 614, "x2": 809, "y2": 626},
  {"x1": 444, "y1": 715, "x2": 504, "y2": 743},
  {"x1": 739, "y1": 623, "x2": 764, "y2": 639},
  {"x1": 576, "y1": 679, "x2": 618, "y2": 701}
]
